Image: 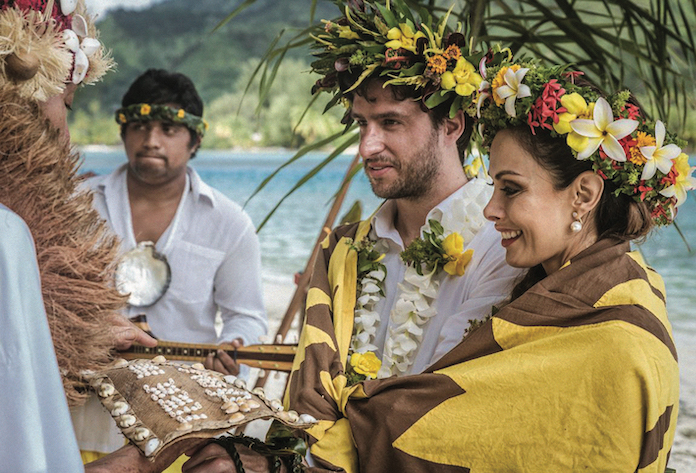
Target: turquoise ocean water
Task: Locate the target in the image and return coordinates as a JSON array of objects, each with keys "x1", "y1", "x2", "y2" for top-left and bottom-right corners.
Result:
[{"x1": 80, "y1": 148, "x2": 696, "y2": 331}]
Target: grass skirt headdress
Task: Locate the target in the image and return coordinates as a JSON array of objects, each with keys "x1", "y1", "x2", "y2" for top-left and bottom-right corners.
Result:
[{"x1": 0, "y1": 0, "x2": 114, "y2": 101}]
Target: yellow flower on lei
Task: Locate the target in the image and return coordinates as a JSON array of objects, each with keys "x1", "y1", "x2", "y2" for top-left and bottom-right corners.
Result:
[
  {"x1": 385, "y1": 23, "x2": 425, "y2": 53},
  {"x1": 442, "y1": 232, "x2": 474, "y2": 276},
  {"x1": 440, "y1": 58, "x2": 482, "y2": 97},
  {"x1": 177, "y1": 109, "x2": 186, "y2": 118},
  {"x1": 140, "y1": 104, "x2": 151, "y2": 116},
  {"x1": 350, "y1": 352, "x2": 381, "y2": 378}
]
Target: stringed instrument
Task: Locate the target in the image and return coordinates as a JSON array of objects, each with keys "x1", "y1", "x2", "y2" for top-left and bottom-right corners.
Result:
[{"x1": 120, "y1": 315, "x2": 297, "y2": 372}]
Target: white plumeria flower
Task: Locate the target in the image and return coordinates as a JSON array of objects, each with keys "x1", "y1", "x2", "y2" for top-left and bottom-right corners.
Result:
[
  {"x1": 494, "y1": 67, "x2": 531, "y2": 118},
  {"x1": 640, "y1": 120, "x2": 682, "y2": 180},
  {"x1": 569, "y1": 97, "x2": 638, "y2": 162}
]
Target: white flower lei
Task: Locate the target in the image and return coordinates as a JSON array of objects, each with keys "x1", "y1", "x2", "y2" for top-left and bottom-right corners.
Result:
[{"x1": 350, "y1": 179, "x2": 492, "y2": 378}]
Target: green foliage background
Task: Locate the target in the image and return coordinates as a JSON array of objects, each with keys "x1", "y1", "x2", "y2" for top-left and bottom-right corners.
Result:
[{"x1": 70, "y1": 0, "x2": 344, "y2": 148}]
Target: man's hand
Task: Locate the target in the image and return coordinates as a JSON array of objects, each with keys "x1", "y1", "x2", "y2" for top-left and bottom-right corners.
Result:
[
  {"x1": 108, "y1": 315, "x2": 157, "y2": 351},
  {"x1": 85, "y1": 439, "x2": 204, "y2": 473},
  {"x1": 183, "y1": 442, "x2": 281, "y2": 473},
  {"x1": 204, "y1": 338, "x2": 243, "y2": 375}
]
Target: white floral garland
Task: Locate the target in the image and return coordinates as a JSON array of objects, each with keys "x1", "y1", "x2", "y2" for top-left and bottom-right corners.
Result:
[{"x1": 350, "y1": 179, "x2": 492, "y2": 378}]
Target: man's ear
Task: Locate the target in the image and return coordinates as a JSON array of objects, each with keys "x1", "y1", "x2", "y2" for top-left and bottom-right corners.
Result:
[
  {"x1": 442, "y1": 109, "x2": 466, "y2": 144},
  {"x1": 571, "y1": 170, "x2": 604, "y2": 217}
]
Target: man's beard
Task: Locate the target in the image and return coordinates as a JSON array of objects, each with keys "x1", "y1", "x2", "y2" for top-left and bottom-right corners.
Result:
[{"x1": 366, "y1": 131, "x2": 440, "y2": 200}]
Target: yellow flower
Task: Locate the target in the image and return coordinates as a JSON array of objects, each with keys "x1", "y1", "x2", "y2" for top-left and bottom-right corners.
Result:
[
  {"x1": 660, "y1": 153, "x2": 696, "y2": 207},
  {"x1": 443, "y1": 44, "x2": 461, "y2": 61},
  {"x1": 440, "y1": 58, "x2": 482, "y2": 97},
  {"x1": 350, "y1": 352, "x2": 381, "y2": 378},
  {"x1": 491, "y1": 65, "x2": 520, "y2": 106},
  {"x1": 385, "y1": 23, "x2": 425, "y2": 53},
  {"x1": 552, "y1": 93, "x2": 595, "y2": 153},
  {"x1": 444, "y1": 249, "x2": 474, "y2": 276},
  {"x1": 628, "y1": 131, "x2": 655, "y2": 165},
  {"x1": 464, "y1": 156, "x2": 483, "y2": 178},
  {"x1": 442, "y1": 232, "x2": 464, "y2": 255},
  {"x1": 177, "y1": 109, "x2": 186, "y2": 119},
  {"x1": 427, "y1": 54, "x2": 447, "y2": 74},
  {"x1": 140, "y1": 104, "x2": 151, "y2": 116},
  {"x1": 118, "y1": 113, "x2": 127, "y2": 124}
]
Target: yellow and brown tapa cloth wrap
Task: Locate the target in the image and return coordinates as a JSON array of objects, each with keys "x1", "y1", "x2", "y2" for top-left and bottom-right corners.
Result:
[{"x1": 284, "y1": 225, "x2": 678, "y2": 472}]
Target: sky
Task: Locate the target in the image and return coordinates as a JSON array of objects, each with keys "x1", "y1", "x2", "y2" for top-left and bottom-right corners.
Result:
[{"x1": 86, "y1": 0, "x2": 161, "y2": 19}]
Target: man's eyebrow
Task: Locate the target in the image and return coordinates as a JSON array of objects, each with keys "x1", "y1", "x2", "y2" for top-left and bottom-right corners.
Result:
[
  {"x1": 350, "y1": 111, "x2": 409, "y2": 121},
  {"x1": 493, "y1": 170, "x2": 522, "y2": 180}
]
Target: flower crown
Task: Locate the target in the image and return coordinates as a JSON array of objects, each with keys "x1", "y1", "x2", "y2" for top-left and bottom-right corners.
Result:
[
  {"x1": 116, "y1": 103, "x2": 209, "y2": 139},
  {"x1": 310, "y1": 0, "x2": 494, "y2": 121},
  {"x1": 0, "y1": 0, "x2": 114, "y2": 101},
  {"x1": 475, "y1": 60, "x2": 694, "y2": 226}
]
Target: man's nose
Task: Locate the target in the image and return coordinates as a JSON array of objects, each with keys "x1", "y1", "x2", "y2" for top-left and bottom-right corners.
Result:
[{"x1": 359, "y1": 125, "x2": 385, "y2": 158}]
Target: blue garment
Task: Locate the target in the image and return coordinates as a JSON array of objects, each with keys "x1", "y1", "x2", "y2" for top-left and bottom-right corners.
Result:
[{"x1": 0, "y1": 205, "x2": 84, "y2": 472}]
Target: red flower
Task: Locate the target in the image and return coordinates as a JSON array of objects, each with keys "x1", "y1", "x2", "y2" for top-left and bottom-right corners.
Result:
[
  {"x1": 620, "y1": 103, "x2": 642, "y2": 120},
  {"x1": 528, "y1": 79, "x2": 567, "y2": 134},
  {"x1": 660, "y1": 168, "x2": 678, "y2": 186},
  {"x1": 383, "y1": 48, "x2": 413, "y2": 70},
  {"x1": 636, "y1": 183, "x2": 654, "y2": 201}
]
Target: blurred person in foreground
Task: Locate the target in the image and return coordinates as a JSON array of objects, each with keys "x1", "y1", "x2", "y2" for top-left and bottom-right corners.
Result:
[
  {"x1": 0, "y1": 0, "x2": 199, "y2": 470},
  {"x1": 74, "y1": 68, "x2": 267, "y2": 463},
  {"x1": 182, "y1": 1, "x2": 690, "y2": 471}
]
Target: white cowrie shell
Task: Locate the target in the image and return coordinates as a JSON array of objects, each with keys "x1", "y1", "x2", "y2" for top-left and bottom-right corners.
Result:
[
  {"x1": 71, "y1": 48, "x2": 89, "y2": 84},
  {"x1": 111, "y1": 358, "x2": 129, "y2": 368},
  {"x1": 98, "y1": 383, "x2": 115, "y2": 398},
  {"x1": 269, "y1": 399, "x2": 283, "y2": 411},
  {"x1": 133, "y1": 427, "x2": 150, "y2": 442},
  {"x1": 110, "y1": 401, "x2": 129, "y2": 417},
  {"x1": 71, "y1": 14, "x2": 89, "y2": 37},
  {"x1": 191, "y1": 363, "x2": 205, "y2": 370},
  {"x1": 118, "y1": 414, "x2": 136, "y2": 428},
  {"x1": 299, "y1": 413, "x2": 317, "y2": 424},
  {"x1": 152, "y1": 355, "x2": 167, "y2": 364},
  {"x1": 59, "y1": 0, "x2": 78, "y2": 16},
  {"x1": 228, "y1": 412, "x2": 245, "y2": 423},
  {"x1": 144, "y1": 438, "x2": 160, "y2": 457},
  {"x1": 246, "y1": 400, "x2": 261, "y2": 410},
  {"x1": 223, "y1": 374, "x2": 237, "y2": 384},
  {"x1": 62, "y1": 29, "x2": 80, "y2": 52},
  {"x1": 233, "y1": 379, "x2": 246, "y2": 389}
]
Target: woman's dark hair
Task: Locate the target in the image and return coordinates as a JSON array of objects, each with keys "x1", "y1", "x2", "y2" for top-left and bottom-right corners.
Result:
[
  {"x1": 503, "y1": 125, "x2": 653, "y2": 301},
  {"x1": 120, "y1": 68, "x2": 203, "y2": 152},
  {"x1": 342, "y1": 75, "x2": 473, "y2": 164}
]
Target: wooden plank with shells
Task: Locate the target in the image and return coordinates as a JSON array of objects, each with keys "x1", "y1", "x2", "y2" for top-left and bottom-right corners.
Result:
[{"x1": 84, "y1": 356, "x2": 316, "y2": 461}]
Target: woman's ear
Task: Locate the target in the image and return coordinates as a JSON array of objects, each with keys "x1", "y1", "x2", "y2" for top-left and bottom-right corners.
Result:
[{"x1": 572, "y1": 170, "x2": 604, "y2": 217}]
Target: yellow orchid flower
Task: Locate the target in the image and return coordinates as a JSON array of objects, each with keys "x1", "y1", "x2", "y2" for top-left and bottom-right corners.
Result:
[
  {"x1": 659, "y1": 153, "x2": 696, "y2": 206},
  {"x1": 385, "y1": 23, "x2": 425, "y2": 53},
  {"x1": 444, "y1": 249, "x2": 474, "y2": 277},
  {"x1": 440, "y1": 58, "x2": 482, "y2": 97},
  {"x1": 350, "y1": 352, "x2": 381, "y2": 378},
  {"x1": 442, "y1": 233, "x2": 473, "y2": 276}
]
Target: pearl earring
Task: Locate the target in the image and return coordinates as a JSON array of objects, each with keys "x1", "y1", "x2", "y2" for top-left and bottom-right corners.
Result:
[{"x1": 571, "y1": 211, "x2": 583, "y2": 233}]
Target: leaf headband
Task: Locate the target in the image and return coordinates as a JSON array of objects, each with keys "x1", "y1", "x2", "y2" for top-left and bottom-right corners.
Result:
[
  {"x1": 310, "y1": 0, "x2": 498, "y2": 121},
  {"x1": 475, "y1": 61, "x2": 695, "y2": 226},
  {"x1": 115, "y1": 103, "x2": 208, "y2": 139}
]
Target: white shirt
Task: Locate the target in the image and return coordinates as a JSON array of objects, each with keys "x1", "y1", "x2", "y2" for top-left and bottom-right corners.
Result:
[
  {"x1": 369, "y1": 179, "x2": 522, "y2": 374},
  {"x1": 0, "y1": 206, "x2": 85, "y2": 472},
  {"x1": 84, "y1": 164, "x2": 267, "y2": 345}
]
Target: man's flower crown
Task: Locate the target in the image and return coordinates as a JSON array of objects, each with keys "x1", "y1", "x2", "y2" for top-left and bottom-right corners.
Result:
[
  {"x1": 115, "y1": 103, "x2": 208, "y2": 139},
  {"x1": 475, "y1": 60, "x2": 694, "y2": 226},
  {"x1": 310, "y1": 0, "x2": 495, "y2": 121}
]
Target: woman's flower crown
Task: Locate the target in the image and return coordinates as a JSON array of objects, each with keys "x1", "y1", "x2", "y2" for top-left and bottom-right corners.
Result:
[
  {"x1": 115, "y1": 103, "x2": 209, "y2": 138},
  {"x1": 310, "y1": 0, "x2": 494, "y2": 120},
  {"x1": 475, "y1": 60, "x2": 694, "y2": 226}
]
